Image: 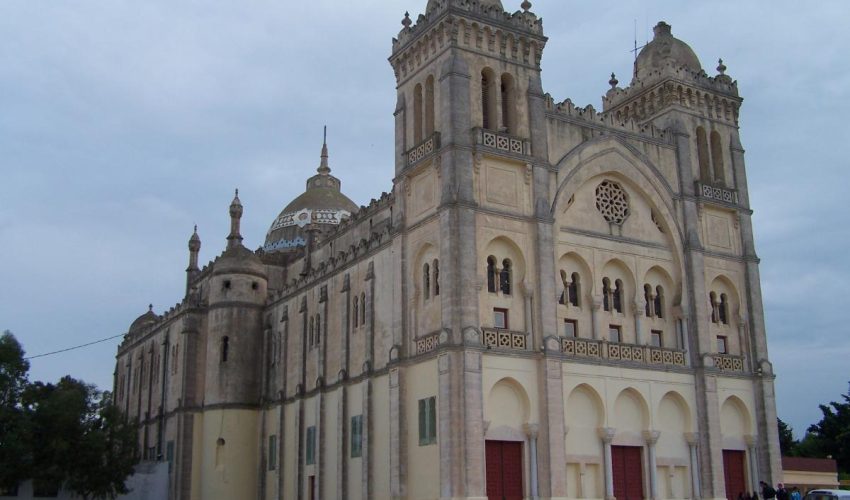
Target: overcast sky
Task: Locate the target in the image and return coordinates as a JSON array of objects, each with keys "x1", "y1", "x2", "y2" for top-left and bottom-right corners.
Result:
[{"x1": 1, "y1": 0, "x2": 847, "y2": 438}]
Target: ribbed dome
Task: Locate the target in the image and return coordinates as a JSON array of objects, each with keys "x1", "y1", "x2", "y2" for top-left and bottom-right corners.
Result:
[
  {"x1": 634, "y1": 22, "x2": 702, "y2": 81},
  {"x1": 129, "y1": 305, "x2": 158, "y2": 333},
  {"x1": 426, "y1": 0, "x2": 503, "y2": 13},
  {"x1": 264, "y1": 139, "x2": 357, "y2": 253}
]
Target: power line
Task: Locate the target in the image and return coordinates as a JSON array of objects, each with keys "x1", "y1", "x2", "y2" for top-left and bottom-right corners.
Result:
[{"x1": 25, "y1": 333, "x2": 125, "y2": 360}]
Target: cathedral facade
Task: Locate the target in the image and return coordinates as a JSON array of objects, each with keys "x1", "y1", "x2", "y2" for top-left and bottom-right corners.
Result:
[{"x1": 114, "y1": 1, "x2": 782, "y2": 499}]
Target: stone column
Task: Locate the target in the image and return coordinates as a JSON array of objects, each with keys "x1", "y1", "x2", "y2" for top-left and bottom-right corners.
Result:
[
  {"x1": 599, "y1": 427, "x2": 616, "y2": 500},
  {"x1": 633, "y1": 304, "x2": 644, "y2": 345},
  {"x1": 525, "y1": 423, "x2": 540, "y2": 499},
  {"x1": 591, "y1": 298, "x2": 603, "y2": 340},
  {"x1": 685, "y1": 432, "x2": 701, "y2": 500},
  {"x1": 745, "y1": 434, "x2": 759, "y2": 493},
  {"x1": 644, "y1": 430, "x2": 661, "y2": 500},
  {"x1": 390, "y1": 368, "x2": 406, "y2": 498}
]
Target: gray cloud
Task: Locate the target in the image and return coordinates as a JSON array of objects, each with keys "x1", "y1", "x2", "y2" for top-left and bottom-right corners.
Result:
[{"x1": 1, "y1": 0, "x2": 845, "y2": 437}]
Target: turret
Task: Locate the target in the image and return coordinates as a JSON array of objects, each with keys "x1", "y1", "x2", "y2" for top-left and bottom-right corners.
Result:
[
  {"x1": 186, "y1": 225, "x2": 201, "y2": 296},
  {"x1": 227, "y1": 189, "x2": 243, "y2": 249}
]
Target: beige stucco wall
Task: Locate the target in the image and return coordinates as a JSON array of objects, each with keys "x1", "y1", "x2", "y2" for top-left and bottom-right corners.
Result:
[{"x1": 199, "y1": 408, "x2": 259, "y2": 500}]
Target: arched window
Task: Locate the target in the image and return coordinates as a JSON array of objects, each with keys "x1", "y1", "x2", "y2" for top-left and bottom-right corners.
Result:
[
  {"x1": 603, "y1": 278, "x2": 612, "y2": 312},
  {"x1": 613, "y1": 279, "x2": 623, "y2": 313},
  {"x1": 414, "y1": 83, "x2": 423, "y2": 143},
  {"x1": 221, "y1": 336, "x2": 229, "y2": 363},
  {"x1": 361, "y1": 292, "x2": 366, "y2": 327},
  {"x1": 569, "y1": 273, "x2": 580, "y2": 307},
  {"x1": 315, "y1": 314, "x2": 321, "y2": 345},
  {"x1": 696, "y1": 126, "x2": 711, "y2": 182},
  {"x1": 709, "y1": 292, "x2": 718, "y2": 323},
  {"x1": 719, "y1": 293, "x2": 729, "y2": 324},
  {"x1": 423, "y1": 263, "x2": 431, "y2": 300},
  {"x1": 644, "y1": 284, "x2": 653, "y2": 317},
  {"x1": 309, "y1": 317, "x2": 314, "y2": 346},
  {"x1": 425, "y1": 75, "x2": 435, "y2": 137},
  {"x1": 500, "y1": 259, "x2": 512, "y2": 295},
  {"x1": 559, "y1": 270, "x2": 568, "y2": 305},
  {"x1": 655, "y1": 286, "x2": 664, "y2": 319},
  {"x1": 487, "y1": 256, "x2": 497, "y2": 293},
  {"x1": 481, "y1": 68, "x2": 497, "y2": 130},
  {"x1": 433, "y1": 259, "x2": 440, "y2": 296},
  {"x1": 500, "y1": 73, "x2": 516, "y2": 134},
  {"x1": 353, "y1": 296, "x2": 359, "y2": 327},
  {"x1": 710, "y1": 130, "x2": 725, "y2": 185}
]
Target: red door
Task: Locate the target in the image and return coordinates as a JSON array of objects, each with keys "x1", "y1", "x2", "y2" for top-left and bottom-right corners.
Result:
[
  {"x1": 485, "y1": 441, "x2": 524, "y2": 500},
  {"x1": 723, "y1": 450, "x2": 747, "y2": 500},
  {"x1": 612, "y1": 446, "x2": 644, "y2": 500}
]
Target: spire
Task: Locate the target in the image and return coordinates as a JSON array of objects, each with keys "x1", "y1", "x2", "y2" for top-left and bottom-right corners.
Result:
[
  {"x1": 227, "y1": 189, "x2": 243, "y2": 249},
  {"x1": 317, "y1": 126, "x2": 331, "y2": 175},
  {"x1": 188, "y1": 225, "x2": 201, "y2": 252}
]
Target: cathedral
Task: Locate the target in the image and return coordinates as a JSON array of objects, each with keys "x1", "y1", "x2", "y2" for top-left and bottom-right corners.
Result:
[{"x1": 114, "y1": 1, "x2": 782, "y2": 499}]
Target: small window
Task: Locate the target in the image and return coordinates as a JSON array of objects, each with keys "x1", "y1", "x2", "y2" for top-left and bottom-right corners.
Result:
[
  {"x1": 655, "y1": 286, "x2": 664, "y2": 319},
  {"x1": 569, "y1": 273, "x2": 580, "y2": 307},
  {"x1": 613, "y1": 279, "x2": 623, "y2": 313},
  {"x1": 223, "y1": 279, "x2": 231, "y2": 290},
  {"x1": 493, "y1": 308, "x2": 508, "y2": 329},
  {"x1": 719, "y1": 294, "x2": 729, "y2": 325},
  {"x1": 608, "y1": 325, "x2": 621, "y2": 343},
  {"x1": 351, "y1": 415, "x2": 363, "y2": 458},
  {"x1": 603, "y1": 278, "x2": 612, "y2": 311},
  {"x1": 644, "y1": 284, "x2": 653, "y2": 317},
  {"x1": 315, "y1": 314, "x2": 321, "y2": 346},
  {"x1": 418, "y1": 396, "x2": 437, "y2": 446},
  {"x1": 486, "y1": 256, "x2": 497, "y2": 293},
  {"x1": 252, "y1": 281, "x2": 259, "y2": 290},
  {"x1": 309, "y1": 317, "x2": 314, "y2": 348},
  {"x1": 221, "y1": 336, "x2": 229, "y2": 363},
  {"x1": 709, "y1": 292, "x2": 719, "y2": 323},
  {"x1": 423, "y1": 263, "x2": 431, "y2": 300},
  {"x1": 268, "y1": 435, "x2": 277, "y2": 470},
  {"x1": 360, "y1": 292, "x2": 366, "y2": 326},
  {"x1": 500, "y1": 259, "x2": 512, "y2": 295},
  {"x1": 564, "y1": 319, "x2": 577, "y2": 338},
  {"x1": 433, "y1": 259, "x2": 440, "y2": 296},
  {"x1": 306, "y1": 426, "x2": 316, "y2": 465},
  {"x1": 717, "y1": 335, "x2": 728, "y2": 354},
  {"x1": 650, "y1": 330, "x2": 663, "y2": 347},
  {"x1": 353, "y1": 296, "x2": 359, "y2": 327}
]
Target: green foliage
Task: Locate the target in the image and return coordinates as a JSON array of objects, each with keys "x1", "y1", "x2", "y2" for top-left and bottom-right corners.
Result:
[
  {"x1": 0, "y1": 331, "x2": 138, "y2": 499},
  {"x1": 778, "y1": 418, "x2": 797, "y2": 456},
  {"x1": 806, "y1": 383, "x2": 850, "y2": 474}
]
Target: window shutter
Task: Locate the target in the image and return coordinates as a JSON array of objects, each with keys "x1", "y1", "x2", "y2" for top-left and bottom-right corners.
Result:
[
  {"x1": 419, "y1": 399, "x2": 426, "y2": 445},
  {"x1": 428, "y1": 397, "x2": 437, "y2": 444}
]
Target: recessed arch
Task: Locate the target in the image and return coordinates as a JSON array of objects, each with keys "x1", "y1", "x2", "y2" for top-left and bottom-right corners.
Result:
[
  {"x1": 720, "y1": 395, "x2": 752, "y2": 436},
  {"x1": 483, "y1": 235, "x2": 527, "y2": 286},
  {"x1": 613, "y1": 387, "x2": 650, "y2": 432},
  {"x1": 557, "y1": 251, "x2": 594, "y2": 297},
  {"x1": 657, "y1": 390, "x2": 693, "y2": 433},
  {"x1": 486, "y1": 377, "x2": 531, "y2": 430},
  {"x1": 565, "y1": 383, "x2": 605, "y2": 428}
]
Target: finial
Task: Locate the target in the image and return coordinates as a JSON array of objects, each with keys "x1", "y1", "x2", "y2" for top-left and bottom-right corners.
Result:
[
  {"x1": 227, "y1": 189, "x2": 243, "y2": 249},
  {"x1": 148, "y1": 304, "x2": 153, "y2": 312},
  {"x1": 717, "y1": 58, "x2": 727, "y2": 75},
  {"x1": 521, "y1": 0, "x2": 532, "y2": 12},
  {"x1": 401, "y1": 11, "x2": 412, "y2": 28},
  {"x1": 609, "y1": 72, "x2": 619, "y2": 89},
  {"x1": 194, "y1": 224, "x2": 198, "y2": 233},
  {"x1": 318, "y1": 126, "x2": 331, "y2": 175}
]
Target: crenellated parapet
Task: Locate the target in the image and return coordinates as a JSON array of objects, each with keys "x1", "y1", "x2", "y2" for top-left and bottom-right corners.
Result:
[
  {"x1": 390, "y1": 2, "x2": 545, "y2": 84},
  {"x1": 545, "y1": 95, "x2": 669, "y2": 141},
  {"x1": 602, "y1": 64, "x2": 742, "y2": 126}
]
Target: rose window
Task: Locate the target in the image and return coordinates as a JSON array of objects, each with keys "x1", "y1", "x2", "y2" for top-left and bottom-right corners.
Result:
[{"x1": 595, "y1": 180, "x2": 630, "y2": 225}]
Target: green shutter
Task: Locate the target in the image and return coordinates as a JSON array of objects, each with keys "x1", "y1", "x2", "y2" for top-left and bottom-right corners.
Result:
[
  {"x1": 418, "y1": 399, "x2": 426, "y2": 445},
  {"x1": 428, "y1": 397, "x2": 437, "y2": 444},
  {"x1": 268, "y1": 435, "x2": 277, "y2": 470},
  {"x1": 306, "y1": 426, "x2": 315, "y2": 465},
  {"x1": 351, "y1": 415, "x2": 362, "y2": 458}
]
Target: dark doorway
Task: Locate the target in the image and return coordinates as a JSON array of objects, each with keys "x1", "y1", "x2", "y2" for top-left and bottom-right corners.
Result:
[
  {"x1": 723, "y1": 449, "x2": 747, "y2": 500},
  {"x1": 485, "y1": 440, "x2": 524, "y2": 500},
  {"x1": 612, "y1": 445, "x2": 644, "y2": 500}
]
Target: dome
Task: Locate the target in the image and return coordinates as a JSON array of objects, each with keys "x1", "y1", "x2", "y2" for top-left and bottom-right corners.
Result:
[
  {"x1": 214, "y1": 244, "x2": 266, "y2": 276},
  {"x1": 634, "y1": 22, "x2": 702, "y2": 81},
  {"x1": 264, "y1": 139, "x2": 358, "y2": 253},
  {"x1": 129, "y1": 305, "x2": 158, "y2": 333},
  {"x1": 426, "y1": 0, "x2": 503, "y2": 14}
]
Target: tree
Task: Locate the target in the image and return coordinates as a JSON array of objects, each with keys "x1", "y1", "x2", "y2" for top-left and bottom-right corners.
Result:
[
  {"x1": 0, "y1": 331, "x2": 32, "y2": 492},
  {"x1": 806, "y1": 382, "x2": 850, "y2": 474},
  {"x1": 25, "y1": 377, "x2": 138, "y2": 499},
  {"x1": 778, "y1": 418, "x2": 798, "y2": 456}
]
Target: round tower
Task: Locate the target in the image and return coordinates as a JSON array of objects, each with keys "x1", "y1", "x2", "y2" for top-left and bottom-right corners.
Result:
[{"x1": 200, "y1": 190, "x2": 267, "y2": 500}]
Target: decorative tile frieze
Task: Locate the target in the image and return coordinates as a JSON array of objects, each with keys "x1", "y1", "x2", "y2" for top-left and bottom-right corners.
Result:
[
  {"x1": 405, "y1": 132, "x2": 440, "y2": 166},
  {"x1": 473, "y1": 128, "x2": 531, "y2": 156},
  {"x1": 561, "y1": 337, "x2": 686, "y2": 367},
  {"x1": 696, "y1": 181, "x2": 737, "y2": 205},
  {"x1": 712, "y1": 353, "x2": 745, "y2": 372},
  {"x1": 482, "y1": 328, "x2": 528, "y2": 351},
  {"x1": 415, "y1": 332, "x2": 440, "y2": 355}
]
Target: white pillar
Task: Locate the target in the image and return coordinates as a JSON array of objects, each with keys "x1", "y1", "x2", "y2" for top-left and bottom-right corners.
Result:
[
  {"x1": 633, "y1": 304, "x2": 644, "y2": 345},
  {"x1": 685, "y1": 432, "x2": 701, "y2": 500},
  {"x1": 525, "y1": 423, "x2": 540, "y2": 499},
  {"x1": 591, "y1": 298, "x2": 603, "y2": 340},
  {"x1": 745, "y1": 434, "x2": 759, "y2": 494},
  {"x1": 599, "y1": 427, "x2": 616, "y2": 500},
  {"x1": 644, "y1": 430, "x2": 661, "y2": 500}
]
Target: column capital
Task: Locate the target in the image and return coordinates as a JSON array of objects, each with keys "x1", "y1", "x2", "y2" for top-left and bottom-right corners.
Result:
[
  {"x1": 524, "y1": 422, "x2": 539, "y2": 439},
  {"x1": 684, "y1": 432, "x2": 699, "y2": 445},
  {"x1": 598, "y1": 427, "x2": 616, "y2": 443},
  {"x1": 643, "y1": 430, "x2": 661, "y2": 445},
  {"x1": 744, "y1": 434, "x2": 757, "y2": 447}
]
